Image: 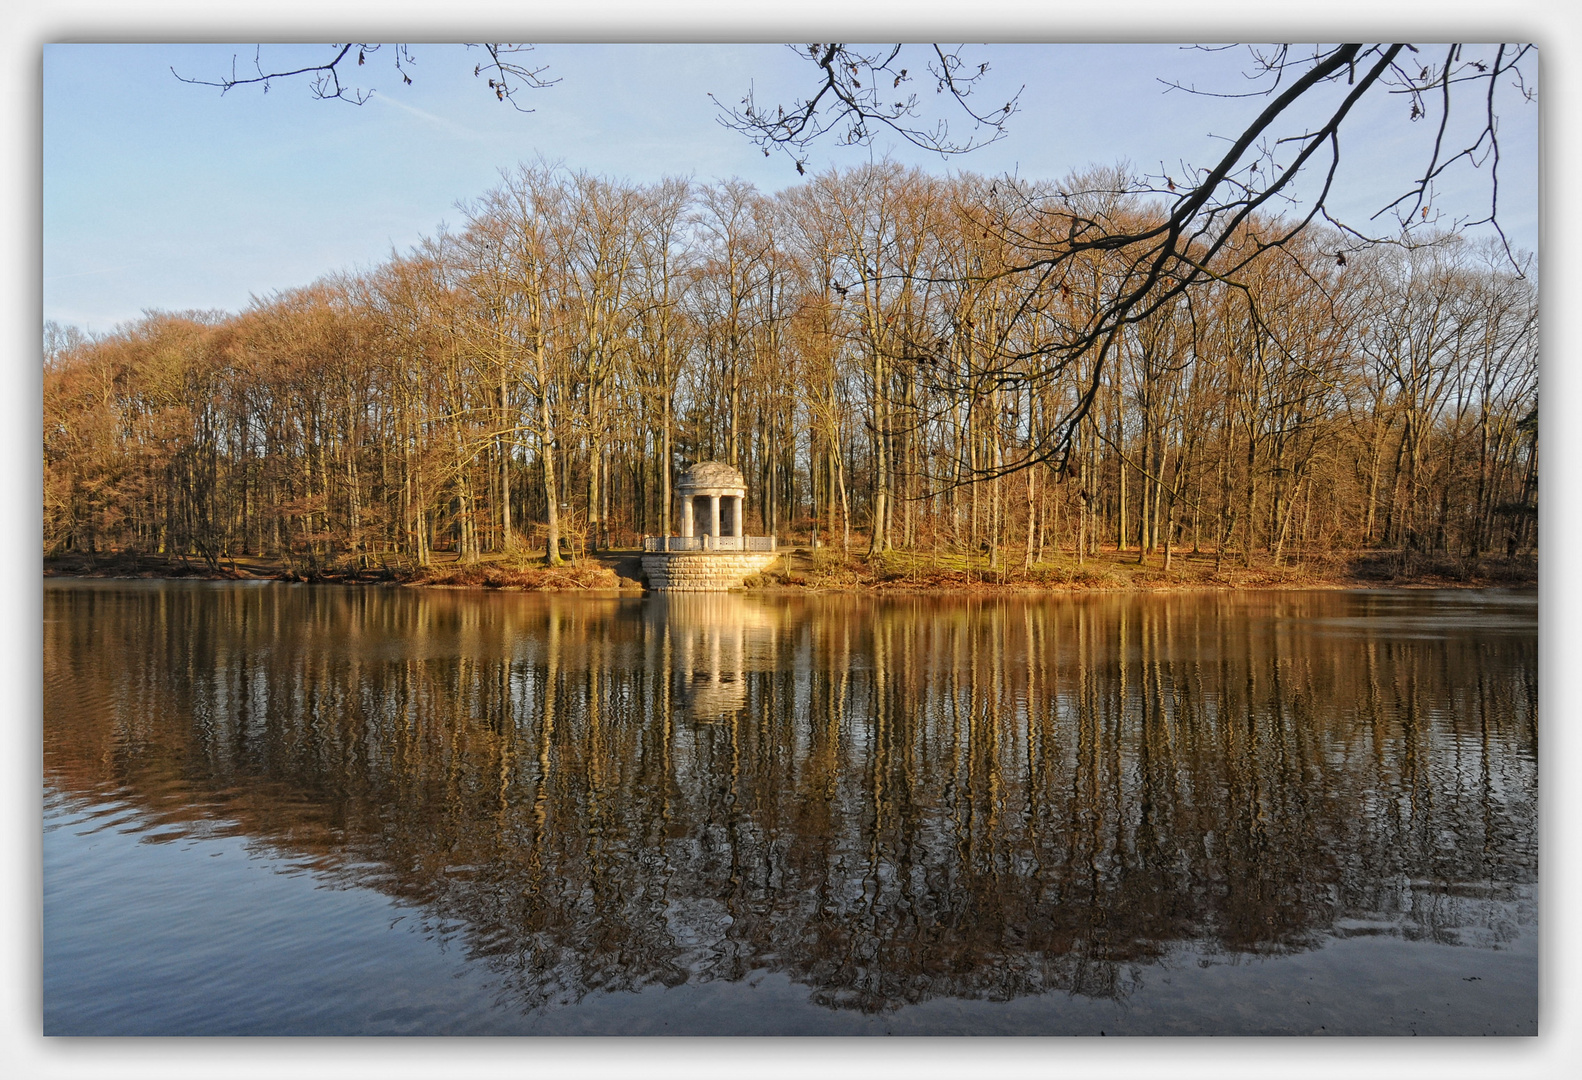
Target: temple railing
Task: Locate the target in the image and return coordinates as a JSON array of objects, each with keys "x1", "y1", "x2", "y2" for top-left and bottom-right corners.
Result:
[{"x1": 644, "y1": 535, "x2": 777, "y2": 553}]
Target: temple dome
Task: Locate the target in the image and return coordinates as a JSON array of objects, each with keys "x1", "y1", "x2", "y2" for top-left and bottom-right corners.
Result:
[{"x1": 678, "y1": 461, "x2": 745, "y2": 493}]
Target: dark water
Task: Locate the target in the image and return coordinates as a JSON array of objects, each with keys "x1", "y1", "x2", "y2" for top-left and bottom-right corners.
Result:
[{"x1": 42, "y1": 581, "x2": 1538, "y2": 1035}]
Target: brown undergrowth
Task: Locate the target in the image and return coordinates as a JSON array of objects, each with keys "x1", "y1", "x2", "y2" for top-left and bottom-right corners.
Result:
[
  {"x1": 410, "y1": 558, "x2": 630, "y2": 591},
  {"x1": 45, "y1": 546, "x2": 1534, "y2": 593},
  {"x1": 44, "y1": 551, "x2": 638, "y2": 591},
  {"x1": 746, "y1": 547, "x2": 1536, "y2": 592}
]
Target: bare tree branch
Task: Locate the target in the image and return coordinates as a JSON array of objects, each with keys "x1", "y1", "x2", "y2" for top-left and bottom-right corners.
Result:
[
  {"x1": 173, "y1": 44, "x2": 557, "y2": 110},
  {"x1": 467, "y1": 45, "x2": 560, "y2": 111},
  {"x1": 760, "y1": 43, "x2": 1534, "y2": 480},
  {"x1": 711, "y1": 45, "x2": 1021, "y2": 175}
]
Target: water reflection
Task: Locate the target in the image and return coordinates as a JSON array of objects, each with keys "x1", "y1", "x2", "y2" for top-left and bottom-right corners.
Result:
[
  {"x1": 660, "y1": 593, "x2": 780, "y2": 722},
  {"x1": 43, "y1": 583, "x2": 1537, "y2": 1017}
]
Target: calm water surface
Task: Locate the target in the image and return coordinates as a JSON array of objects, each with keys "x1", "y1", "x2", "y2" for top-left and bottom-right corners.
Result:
[{"x1": 42, "y1": 582, "x2": 1537, "y2": 1035}]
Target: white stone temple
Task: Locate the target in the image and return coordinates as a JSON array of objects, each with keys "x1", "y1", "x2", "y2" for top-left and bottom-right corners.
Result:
[{"x1": 641, "y1": 461, "x2": 778, "y2": 591}]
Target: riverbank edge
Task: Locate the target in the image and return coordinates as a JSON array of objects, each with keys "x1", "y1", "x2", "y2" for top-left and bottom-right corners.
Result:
[{"x1": 43, "y1": 549, "x2": 1537, "y2": 594}]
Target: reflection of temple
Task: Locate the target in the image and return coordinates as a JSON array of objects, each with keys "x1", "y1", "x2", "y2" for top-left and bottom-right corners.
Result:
[
  {"x1": 656, "y1": 594, "x2": 779, "y2": 721},
  {"x1": 642, "y1": 462, "x2": 778, "y2": 591}
]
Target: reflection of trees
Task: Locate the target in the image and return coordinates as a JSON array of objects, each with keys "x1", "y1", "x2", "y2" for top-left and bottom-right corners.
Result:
[{"x1": 44, "y1": 584, "x2": 1537, "y2": 1013}]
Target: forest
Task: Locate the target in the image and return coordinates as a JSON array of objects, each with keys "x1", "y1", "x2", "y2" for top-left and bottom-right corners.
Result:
[{"x1": 42, "y1": 161, "x2": 1538, "y2": 578}]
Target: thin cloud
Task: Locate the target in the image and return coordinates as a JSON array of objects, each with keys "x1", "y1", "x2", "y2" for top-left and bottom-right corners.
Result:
[{"x1": 369, "y1": 94, "x2": 490, "y2": 143}]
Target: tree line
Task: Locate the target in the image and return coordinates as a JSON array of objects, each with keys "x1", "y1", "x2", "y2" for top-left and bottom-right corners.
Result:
[{"x1": 43, "y1": 161, "x2": 1537, "y2": 574}]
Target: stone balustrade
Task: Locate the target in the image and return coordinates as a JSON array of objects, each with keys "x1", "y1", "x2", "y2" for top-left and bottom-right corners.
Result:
[{"x1": 643, "y1": 535, "x2": 777, "y2": 553}]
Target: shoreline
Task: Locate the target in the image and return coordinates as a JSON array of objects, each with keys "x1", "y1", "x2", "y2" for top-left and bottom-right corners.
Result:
[{"x1": 43, "y1": 549, "x2": 1537, "y2": 594}]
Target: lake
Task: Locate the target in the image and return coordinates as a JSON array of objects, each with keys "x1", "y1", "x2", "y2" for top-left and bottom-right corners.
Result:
[{"x1": 42, "y1": 581, "x2": 1538, "y2": 1035}]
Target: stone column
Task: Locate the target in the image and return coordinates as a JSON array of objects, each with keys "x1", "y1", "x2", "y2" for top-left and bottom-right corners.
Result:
[
  {"x1": 733, "y1": 495, "x2": 744, "y2": 536},
  {"x1": 710, "y1": 495, "x2": 721, "y2": 539},
  {"x1": 682, "y1": 495, "x2": 694, "y2": 538}
]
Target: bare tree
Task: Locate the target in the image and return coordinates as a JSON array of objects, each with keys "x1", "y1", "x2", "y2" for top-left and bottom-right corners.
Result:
[{"x1": 748, "y1": 44, "x2": 1535, "y2": 473}]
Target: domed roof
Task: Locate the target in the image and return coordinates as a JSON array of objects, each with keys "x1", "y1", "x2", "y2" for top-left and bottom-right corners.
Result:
[{"x1": 678, "y1": 460, "x2": 746, "y2": 492}]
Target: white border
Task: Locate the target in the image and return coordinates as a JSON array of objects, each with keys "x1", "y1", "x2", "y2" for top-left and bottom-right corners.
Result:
[{"x1": 10, "y1": 4, "x2": 1577, "y2": 1078}]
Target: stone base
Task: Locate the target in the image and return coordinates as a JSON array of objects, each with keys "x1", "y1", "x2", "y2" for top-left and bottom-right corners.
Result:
[{"x1": 642, "y1": 551, "x2": 780, "y2": 592}]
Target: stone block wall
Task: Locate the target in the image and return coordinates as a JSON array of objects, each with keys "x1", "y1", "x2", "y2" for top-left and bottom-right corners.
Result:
[{"x1": 641, "y1": 551, "x2": 781, "y2": 592}]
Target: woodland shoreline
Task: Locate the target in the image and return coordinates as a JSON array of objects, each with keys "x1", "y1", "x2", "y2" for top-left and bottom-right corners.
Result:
[
  {"x1": 46, "y1": 167, "x2": 1537, "y2": 595},
  {"x1": 43, "y1": 548, "x2": 1537, "y2": 594}
]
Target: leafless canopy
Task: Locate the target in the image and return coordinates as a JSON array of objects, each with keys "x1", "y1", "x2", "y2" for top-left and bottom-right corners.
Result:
[
  {"x1": 164, "y1": 41, "x2": 1537, "y2": 492},
  {"x1": 1032, "y1": 45, "x2": 1531, "y2": 467},
  {"x1": 711, "y1": 44, "x2": 1022, "y2": 175},
  {"x1": 172, "y1": 43, "x2": 557, "y2": 110},
  {"x1": 741, "y1": 44, "x2": 1534, "y2": 472}
]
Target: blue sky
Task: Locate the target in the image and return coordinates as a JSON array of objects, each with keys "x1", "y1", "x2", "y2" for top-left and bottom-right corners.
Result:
[{"x1": 43, "y1": 42, "x2": 1539, "y2": 332}]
